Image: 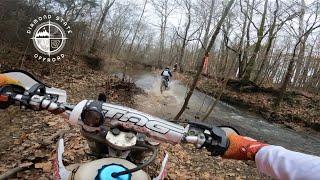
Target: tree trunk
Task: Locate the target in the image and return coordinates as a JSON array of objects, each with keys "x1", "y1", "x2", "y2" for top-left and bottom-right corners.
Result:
[
  {"x1": 174, "y1": 0, "x2": 235, "y2": 120},
  {"x1": 192, "y1": 24, "x2": 204, "y2": 70},
  {"x1": 254, "y1": 0, "x2": 278, "y2": 83},
  {"x1": 275, "y1": 40, "x2": 301, "y2": 107},
  {"x1": 158, "y1": 15, "x2": 168, "y2": 68},
  {"x1": 237, "y1": 0, "x2": 249, "y2": 78},
  {"x1": 89, "y1": 0, "x2": 115, "y2": 54},
  {"x1": 116, "y1": 29, "x2": 132, "y2": 57},
  {"x1": 292, "y1": 0, "x2": 306, "y2": 86},
  {"x1": 260, "y1": 47, "x2": 284, "y2": 85},
  {"x1": 299, "y1": 39, "x2": 315, "y2": 87},
  {"x1": 127, "y1": 0, "x2": 147, "y2": 56},
  {"x1": 242, "y1": 0, "x2": 268, "y2": 81},
  {"x1": 202, "y1": 50, "x2": 234, "y2": 121},
  {"x1": 202, "y1": 0, "x2": 215, "y2": 47},
  {"x1": 177, "y1": 0, "x2": 191, "y2": 73},
  {"x1": 241, "y1": 0, "x2": 255, "y2": 78}
]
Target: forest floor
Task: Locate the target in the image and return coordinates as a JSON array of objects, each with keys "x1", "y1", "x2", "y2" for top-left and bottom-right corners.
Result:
[
  {"x1": 0, "y1": 53, "x2": 268, "y2": 179},
  {"x1": 175, "y1": 72, "x2": 320, "y2": 133}
]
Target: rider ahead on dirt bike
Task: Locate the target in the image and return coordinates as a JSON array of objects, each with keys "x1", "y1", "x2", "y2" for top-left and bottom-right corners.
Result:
[
  {"x1": 1, "y1": 73, "x2": 320, "y2": 180},
  {"x1": 160, "y1": 67, "x2": 172, "y2": 88}
]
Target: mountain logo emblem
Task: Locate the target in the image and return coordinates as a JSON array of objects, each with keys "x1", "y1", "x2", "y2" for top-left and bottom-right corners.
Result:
[{"x1": 31, "y1": 21, "x2": 67, "y2": 56}]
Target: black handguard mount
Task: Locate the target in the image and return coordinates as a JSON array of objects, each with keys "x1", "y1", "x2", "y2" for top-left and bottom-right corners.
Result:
[{"x1": 188, "y1": 121, "x2": 229, "y2": 156}]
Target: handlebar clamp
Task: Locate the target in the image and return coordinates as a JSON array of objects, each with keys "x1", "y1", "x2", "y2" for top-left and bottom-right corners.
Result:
[
  {"x1": 205, "y1": 126, "x2": 229, "y2": 156},
  {"x1": 188, "y1": 121, "x2": 229, "y2": 156}
]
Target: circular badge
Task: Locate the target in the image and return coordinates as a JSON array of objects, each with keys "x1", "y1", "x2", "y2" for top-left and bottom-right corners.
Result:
[{"x1": 31, "y1": 21, "x2": 67, "y2": 56}]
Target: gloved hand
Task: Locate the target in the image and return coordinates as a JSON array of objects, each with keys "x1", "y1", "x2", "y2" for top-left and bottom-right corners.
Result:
[{"x1": 223, "y1": 134, "x2": 267, "y2": 161}]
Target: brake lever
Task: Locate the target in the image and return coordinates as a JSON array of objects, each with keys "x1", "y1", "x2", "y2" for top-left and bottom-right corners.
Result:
[
  {"x1": 27, "y1": 83, "x2": 46, "y2": 96},
  {"x1": 187, "y1": 121, "x2": 229, "y2": 156}
]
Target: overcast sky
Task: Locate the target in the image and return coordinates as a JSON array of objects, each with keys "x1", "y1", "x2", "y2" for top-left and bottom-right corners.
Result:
[
  {"x1": 108, "y1": 0, "x2": 320, "y2": 49},
  {"x1": 129, "y1": 0, "x2": 317, "y2": 29}
]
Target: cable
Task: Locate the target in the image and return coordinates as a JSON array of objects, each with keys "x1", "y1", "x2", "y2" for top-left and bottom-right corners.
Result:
[{"x1": 111, "y1": 144, "x2": 158, "y2": 178}]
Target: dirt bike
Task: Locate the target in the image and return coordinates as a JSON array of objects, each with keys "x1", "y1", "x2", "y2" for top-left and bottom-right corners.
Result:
[
  {"x1": 0, "y1": 70, "x2": 238, "y2": 180},
  {"x1": 160, "y1": 76, "x2": 169, "y2": 94}
]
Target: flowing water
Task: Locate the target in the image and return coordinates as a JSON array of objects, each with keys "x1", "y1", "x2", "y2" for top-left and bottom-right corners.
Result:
[{"x1": 134, "y1": 72, "x2": 320, "y2": 156}]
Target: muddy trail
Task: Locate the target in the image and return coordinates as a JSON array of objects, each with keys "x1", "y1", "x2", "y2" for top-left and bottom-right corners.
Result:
[{"x1": 133, "y1": 72, "x2": 320, "y2": 156}]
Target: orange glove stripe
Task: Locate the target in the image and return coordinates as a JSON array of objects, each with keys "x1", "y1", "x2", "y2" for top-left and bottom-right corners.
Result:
[
  {"x1": 0, "y1": 74, "x2": 21, "y2": 86},
  {"x1": 223, "y1": 134, "x2": 267, "y2": 161}
]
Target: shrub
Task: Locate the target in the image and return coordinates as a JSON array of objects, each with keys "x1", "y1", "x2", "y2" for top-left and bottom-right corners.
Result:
[{"x1": 82, "y1": 54, "x2": 104, "y2": 70}]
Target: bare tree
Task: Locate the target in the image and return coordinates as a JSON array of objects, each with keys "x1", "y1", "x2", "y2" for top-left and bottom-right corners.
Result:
[
  {"x1": 292, "y1": 0, "x2": 306, "y2": 86},
  {"x1": 174, "y1": 0, "x2": 235, "y2": 120},
  {"x1": 241, "y1": 0, "x2": 255, "y2": 78},
  {"x1": 254, "y1": 0, "x2": 279, "y2": 83},
  {"x1": 276, "y1": 13, "x2": 320, "y2": 106},
  {"x1": 176, "y1": 0, "x2": 192, "y2": 73},
  {"x1": 299, "y1": 35, "x2": 318, "y2": 86},
  {"x1": 202, "y1": 0, "x2": 215, "y2": 48},
  {"x1": 127, "y1": 0, "x2": 148, "y2": 56},
  {"x1": 201, "y1": 28, "x2": 235, "y2": 121},
  {"x1": 254, "y1": 0, "x2": 299, "y2": 84},
  {"x1": 236, "y1": 0, "x2": 250, "y2": 78},
  {"x1": 242, "y1": 0, "x2": 268, "y2": 81},
  {"x1": 89, "y1": 0, "x2": 116, "y2": 54},
  {"x1": 152, "y1": 0, "x2": 175, "y2": 68}
]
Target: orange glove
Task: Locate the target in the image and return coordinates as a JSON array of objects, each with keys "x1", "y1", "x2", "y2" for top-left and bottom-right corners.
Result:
[{"x1": 223, "y1": 134, "x2": 267, "y2": 160}]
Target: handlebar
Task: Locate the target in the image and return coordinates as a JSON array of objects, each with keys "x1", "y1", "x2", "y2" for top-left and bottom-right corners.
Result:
[{"x1": 3, "y1": 90, "x2": 229, "y2": 156}]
